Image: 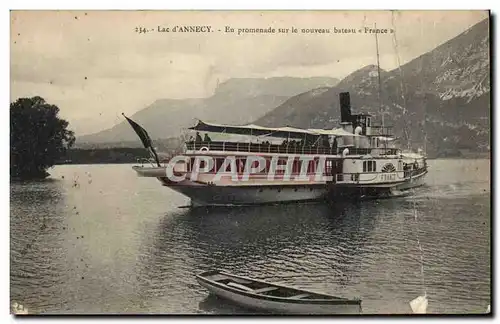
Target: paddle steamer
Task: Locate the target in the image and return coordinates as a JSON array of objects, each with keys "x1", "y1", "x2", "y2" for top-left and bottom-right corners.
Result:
[{"x1": 131, "y1": 92, "x2": 427, "y2": 207}]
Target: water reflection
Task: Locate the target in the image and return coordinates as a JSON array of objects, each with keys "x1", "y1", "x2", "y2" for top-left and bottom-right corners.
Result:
[
  {"x1": 10, "y1": 160, "x2": 490, "y2": 314},
  {"x1": 133, "y1": 200, "x2": 387, "y2": 314},
  {"x1": 198, "y1": 294, "x2": 266, "y2": 314},
  {"x1": 181, "y1": 201, "x2": 378, "y2": 281}
]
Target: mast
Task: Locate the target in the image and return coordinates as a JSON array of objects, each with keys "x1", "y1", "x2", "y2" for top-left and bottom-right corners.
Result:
[
  {"x1": 391, "y1": 12, "x2": 411, "y2": 152},
  {"x1": 421, "y1": 23, "x2": 429, "y2": 156},
  {"x1": 374, "y1": 23, "x2": 387, "y2": 150},
  {"x1": 423, "y1": 126, "x2": 427, "y2": 155},
  {"x1": 375, "y1": 24, "x2": 383, "y2": 125}
]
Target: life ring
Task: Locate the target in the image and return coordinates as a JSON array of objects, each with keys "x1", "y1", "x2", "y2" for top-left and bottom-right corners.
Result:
[{"x1": 199, "y1": 146, "x2": 209, "y2": 153}]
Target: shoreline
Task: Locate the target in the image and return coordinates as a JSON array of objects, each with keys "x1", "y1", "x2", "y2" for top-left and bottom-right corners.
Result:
[{"x1": 55, "y1": 156, "x2": 491, "y2": 166}]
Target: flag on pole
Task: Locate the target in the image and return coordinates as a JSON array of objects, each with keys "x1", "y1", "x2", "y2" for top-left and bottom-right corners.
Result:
[{"x1": 122, "y1": 113, "x2": 161, "y2": 167}]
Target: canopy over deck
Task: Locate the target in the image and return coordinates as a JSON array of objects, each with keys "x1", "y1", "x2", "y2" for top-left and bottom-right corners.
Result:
[{"x1": 189, "y1": 120, "x2": 361, "y2": 138}]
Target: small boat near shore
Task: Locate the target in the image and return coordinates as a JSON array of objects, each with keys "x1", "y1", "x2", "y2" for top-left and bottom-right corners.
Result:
[{"x1": 196, "y1": 270, "x2": 362, "y2": 314}]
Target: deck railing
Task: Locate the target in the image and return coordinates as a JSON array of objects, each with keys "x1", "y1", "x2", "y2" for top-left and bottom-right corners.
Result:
[
  {"x1": 185, "y1": 141, "x2": 399, "y2": 156},
  {"x1": 370, "y1": 126, "x2": 394, "y2": 136},
  {"x1": 136, "y1": 157, "x2": 156, "y2": 167}
]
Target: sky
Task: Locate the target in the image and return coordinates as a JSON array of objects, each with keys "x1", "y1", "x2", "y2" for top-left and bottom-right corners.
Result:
[{"x1": 10, "y1": 10, "x2": 488, "y2": 136}]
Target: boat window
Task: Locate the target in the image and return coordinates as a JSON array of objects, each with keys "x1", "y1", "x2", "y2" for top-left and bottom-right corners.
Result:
[
  {"x1": 252, "y1": 160, "x2": 265, "y2": 174},
  {"x1": 292, "y1": 159, "x2": 299, "y2": 173},
  {"x1": 216, "y1": 158, "x2": 224, "y2": 172},
  {"x1": 363, "y1": 160, "x2": 376, "y2": 172},
  {"x1": 238, "y1": 158, "x2": 246, "y2": 173},
  {"x1": 325, "y1": 159, "x2": 333, "y2": 174},
  {"x1": 307, "y1": 160, "x2": 315, "y2": 173},
  {"x1": 277, "y1": 159, "x2": 286, "y2": 174},
  {"x1": 251, "y1": 160, "x2": 259, "y2": 170},
  {"x1": 325, "y1": 160, "x2": 337, "y2": 174}
]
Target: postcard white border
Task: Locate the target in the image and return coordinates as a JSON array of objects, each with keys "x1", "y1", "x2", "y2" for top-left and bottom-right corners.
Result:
[{"x1": 3, "y1": 1, "x2": 496, "y2": 324}]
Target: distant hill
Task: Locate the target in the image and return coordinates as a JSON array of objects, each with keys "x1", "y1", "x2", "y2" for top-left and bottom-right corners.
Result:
[
  {"x1": 76, "y1": 77, "x2": 339, "y2": 146},
  {"x1": 214, "y1": 77, "x2": 340, "y2": 97},
  {"x1": 255, "y1": 18, "x2": 490, "y2": 157}
]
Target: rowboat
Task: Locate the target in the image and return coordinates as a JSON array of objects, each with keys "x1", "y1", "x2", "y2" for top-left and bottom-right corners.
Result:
[{"x1": 195, "y1": 270, "x2": 362, "y2": 314}]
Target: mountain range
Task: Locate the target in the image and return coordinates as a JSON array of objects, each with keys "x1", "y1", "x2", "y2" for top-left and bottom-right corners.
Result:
[
  {"x1": 76, "y1": 77, "x2": 339, "y2": 146},
  {"x1": 78, "y1": 18, "x2": 490, "y2": 158},
  {"x1": 256, "y1": 18, "x2": 490, "y2": 157}
]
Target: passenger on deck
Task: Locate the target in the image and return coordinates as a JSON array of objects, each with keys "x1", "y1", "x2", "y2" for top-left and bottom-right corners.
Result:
[
  {"x1": 332, "y1": 137, "x2": 338, "y2": 150},
  {"x1": 322, "y1": 136, "x2": 330, "y2": 148},
  {"x1": 195, "y1": 132, "x2": 202, "y2": 142},
  {"x1": 204, "y1": 133, "x2": 212, "y2": 142}
]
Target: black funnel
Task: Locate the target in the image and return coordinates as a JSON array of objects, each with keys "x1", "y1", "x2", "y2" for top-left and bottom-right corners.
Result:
[{"x1": 339, "y1": 92, "x2": 351, "y2": 122}]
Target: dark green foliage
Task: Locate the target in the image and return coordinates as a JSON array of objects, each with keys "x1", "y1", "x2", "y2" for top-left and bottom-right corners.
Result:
[
  {"x1": 63, "y1": 148, "x2": 151, "y2": 164},
  {"x1": 10, "y1": 96, "x2": 75, "y2": 180}
]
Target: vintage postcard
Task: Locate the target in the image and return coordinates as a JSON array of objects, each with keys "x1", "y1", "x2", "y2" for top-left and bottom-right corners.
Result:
[{"x1": 10, "y1": 10, "x2": 490, "y2": 315}]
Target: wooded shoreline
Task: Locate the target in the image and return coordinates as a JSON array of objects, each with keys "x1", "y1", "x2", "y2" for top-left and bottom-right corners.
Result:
[{"x1": 57, "y1": 147, "x2": 490, "y2": 165}]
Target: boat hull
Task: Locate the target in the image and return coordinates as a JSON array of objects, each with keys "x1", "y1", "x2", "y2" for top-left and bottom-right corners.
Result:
[
  {"x1": 393, "y1": 170, "x2": 427, "y2": 191},
  {"x1": 196, "y1": 273, "x2": 361, "y2": 315},
  {"x1": 329, "y1": 169, "x2": 428, "y2": 198},
  {"x1": 197, "y1": 280, "x2": 360, "y2": 314},
  {"x1": 162, "y1": 181, "x2": 329, "y2": 207},
  {"x1": 133, "y1": 166, "x2": 427, "y2": 206}
]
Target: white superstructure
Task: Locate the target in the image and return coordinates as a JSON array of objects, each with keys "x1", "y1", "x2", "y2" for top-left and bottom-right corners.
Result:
[{"x1": 132, "y1": 92, "x2": 428, "y2": 207}]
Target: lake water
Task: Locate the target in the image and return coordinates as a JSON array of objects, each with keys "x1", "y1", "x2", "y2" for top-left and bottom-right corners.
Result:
[{"x1": 10, "y1": 159, "x2": 491, "y2": 314}]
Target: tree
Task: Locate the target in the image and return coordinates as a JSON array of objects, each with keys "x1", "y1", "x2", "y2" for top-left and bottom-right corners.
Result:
[{"x1": 10, "y1": 97, "x2": 75, "y2": 180}]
